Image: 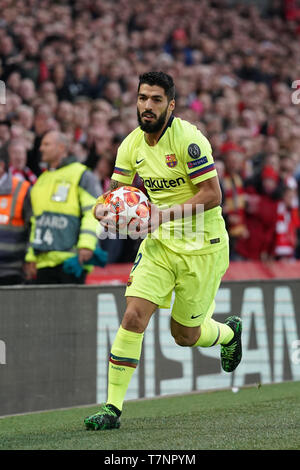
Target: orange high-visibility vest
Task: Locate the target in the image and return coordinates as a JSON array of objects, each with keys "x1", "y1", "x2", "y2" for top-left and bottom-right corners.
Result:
[
  {"x1": 0, "y1": 176, "x2": 30, "y2": 226},
  {"x1": 0, "y1": 176, "x2": 31, "y2": 278}
]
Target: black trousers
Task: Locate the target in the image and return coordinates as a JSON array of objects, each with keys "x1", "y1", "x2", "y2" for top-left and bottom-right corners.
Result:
[{"x1": 36, "y1": 264, "x2": 87, "y2": 285}]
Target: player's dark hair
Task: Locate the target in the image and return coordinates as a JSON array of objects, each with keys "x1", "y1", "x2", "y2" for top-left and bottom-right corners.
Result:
[{"x1": 138, "y1": 71, "x2": 175, "y2": 102}]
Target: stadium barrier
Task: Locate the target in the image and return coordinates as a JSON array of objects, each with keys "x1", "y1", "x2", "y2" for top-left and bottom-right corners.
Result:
[{"x1": 0, "y1": 279, "x2": 300, "y2": 416}]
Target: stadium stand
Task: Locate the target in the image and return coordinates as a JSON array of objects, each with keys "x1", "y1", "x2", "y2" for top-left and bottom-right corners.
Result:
[{"x1": 1, "y1": 0, "x2": 300, "y2": 273}]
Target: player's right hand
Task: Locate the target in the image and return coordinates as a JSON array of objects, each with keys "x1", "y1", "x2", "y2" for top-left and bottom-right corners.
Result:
[
  {"x1": 94, "y1": 191, "x2": 119, "y2": 233},
  {"x1": 93, "y1": 190, "x2": 110, "y2": 221}
]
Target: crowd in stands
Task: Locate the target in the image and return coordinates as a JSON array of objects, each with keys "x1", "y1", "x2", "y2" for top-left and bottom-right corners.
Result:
[{"x1": 1, "y1": 0, "x2": 300, "y2": 265}]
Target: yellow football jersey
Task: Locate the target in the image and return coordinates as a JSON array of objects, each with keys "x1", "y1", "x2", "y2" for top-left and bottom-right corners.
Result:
[{"x1": 111, "y1": 115, "x2": 228, "y2": 254}]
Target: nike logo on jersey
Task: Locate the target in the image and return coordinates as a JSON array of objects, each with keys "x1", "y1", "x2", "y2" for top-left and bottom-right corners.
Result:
[{"x1": 136, "y1": 159, "x2": 144, "y2": 165}]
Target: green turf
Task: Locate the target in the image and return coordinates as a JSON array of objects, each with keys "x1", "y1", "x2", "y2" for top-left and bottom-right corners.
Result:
[{"x1": 0, "y1": 381, "x2": 299, "y2": 450}]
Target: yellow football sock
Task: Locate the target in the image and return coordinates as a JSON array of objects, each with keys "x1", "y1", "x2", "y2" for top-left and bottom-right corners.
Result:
[
  {"x1": 107, "y1": 326, "x2": 144, "y2": 412},
  {"x1": 192, "y1": 318, "x2": 234, "y2": 347}
]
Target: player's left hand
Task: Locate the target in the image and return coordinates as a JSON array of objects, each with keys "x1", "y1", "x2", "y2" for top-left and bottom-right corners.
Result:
[{"x1": 138, "y1": 203, "x2": 163, "y2": 237}]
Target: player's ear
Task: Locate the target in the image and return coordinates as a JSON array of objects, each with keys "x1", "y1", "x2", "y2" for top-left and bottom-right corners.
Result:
[{"x1": 168, "y1": 99, "x2": 175, "y2": 112}]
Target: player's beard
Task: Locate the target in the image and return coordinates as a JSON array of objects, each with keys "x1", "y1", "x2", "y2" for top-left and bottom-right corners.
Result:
[{"x1": 137, "y1": 106, "x2": 168, "y2": 134}]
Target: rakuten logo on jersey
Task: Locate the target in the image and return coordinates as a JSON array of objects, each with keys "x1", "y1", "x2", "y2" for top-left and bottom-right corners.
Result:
[{"x1": 142, "y1": 176, "x2": 186, "y2": 191}]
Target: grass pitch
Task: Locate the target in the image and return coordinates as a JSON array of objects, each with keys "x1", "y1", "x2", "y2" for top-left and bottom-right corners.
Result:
[{"x1": 0, "y1": 381, "x2": 299, "y2": 450}]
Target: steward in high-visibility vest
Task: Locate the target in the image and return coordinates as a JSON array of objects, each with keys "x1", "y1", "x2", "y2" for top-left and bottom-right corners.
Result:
[
  {"x1": 25, "y1": 155, "x2": 101, "y2": 274},
  {"x1": 0, "y1": 165, "x2": 31, "y2": 284}
]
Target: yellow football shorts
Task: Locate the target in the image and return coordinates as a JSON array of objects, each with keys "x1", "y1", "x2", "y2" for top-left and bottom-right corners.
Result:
[{"x1": 125, "y1": 237, "x2": 229, "y2": 327}]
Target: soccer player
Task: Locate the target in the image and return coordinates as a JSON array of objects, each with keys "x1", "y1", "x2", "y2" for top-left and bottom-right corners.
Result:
[{"x1": 84, "y1": 72, "x2": 242, "y2": 431}]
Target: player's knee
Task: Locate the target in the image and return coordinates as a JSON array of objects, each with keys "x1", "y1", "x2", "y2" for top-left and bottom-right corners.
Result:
[
  {"x1": 122, "y1": 306, "x2": 146, "y2": 333},
  {"x1": 170, "y1": 321, "x2": 200, "y2": 347},
  {"x1": 172, "y1": 332, "x2": 197, "y2": 347}
]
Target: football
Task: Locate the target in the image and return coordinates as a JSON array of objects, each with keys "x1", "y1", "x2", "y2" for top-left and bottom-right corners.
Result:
[{"x1": 103, "y1": 186, "x2": 150, "y2": 235}]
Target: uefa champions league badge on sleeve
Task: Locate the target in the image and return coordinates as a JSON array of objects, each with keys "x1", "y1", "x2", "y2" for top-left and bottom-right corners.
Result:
[{"x1": 188, "y1": 143, "x2": 201, "y2": 159}]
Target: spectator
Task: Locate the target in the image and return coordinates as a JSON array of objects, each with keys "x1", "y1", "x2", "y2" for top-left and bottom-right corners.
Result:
[
  {"x1": 6, "y1": 71, "x2": 22, "y2": 94},
  {"x1": 18, "y1": 78, "x2": 37, "y2": 106},
  {"x1": 51, "y1": 62, "x2": 72, "y2": 102},
  {"x1": 56, "y1": 101, "x2": 74, "y2": 132},
  {"x1": 235, "y1": 165, "x2": 283, "y2": 261},
  {"x1": 279, "y1": 155, "x2": 298, "y2": 191},
  {"x1": 221, "y1": 145, "x2": 248, "y2": 259},
  {"x1": 25, "y1": 130, "x2": 102, "y2": 284},
  {"x1": 0, "y1": 34, "x2": 23, "y2": 81},
  {"x1": 85, "y1": 62, "x2": 107, "y2": 100},
  {"x1": 67, "y1": 60, "x2": 90, "y2": 102},
  {"x1": 8, "y1": 138, "x2": 37, "y2": 186},
  {"x1": 84, "y1": 125, "x2": 113, "y2": 171},
  {"x1": 0, "y1": 121, "x2": 11, "y2": 147},
  {"x1": 93, "y1": 155, "x2": 114, "y2": 194},
  {"x1": 275, "y1": 186, "x2": 300, "y2": 260},
  {"x1": 26, "y1": 104, "x2": 55, "y2": 176},
  {"x1": 236, "y1": 50, "x2": 264, "y2": 83},
  {"x1": 101, "y1": 81, "x2": 123, "y2": 110},
  {"x1": 0, "y1": 144, "x2": 32, "y2": 285},
  {"x1": 14, "y1": 105, "x2": 34, "y2": 131},
  {"x1": 164, "y1": 28, "x2": 194, "y2": 65}
]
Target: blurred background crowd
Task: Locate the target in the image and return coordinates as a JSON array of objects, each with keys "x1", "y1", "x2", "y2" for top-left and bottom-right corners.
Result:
[{"x1": 1, "y1": 0, "x2": 300, "y2": 264}]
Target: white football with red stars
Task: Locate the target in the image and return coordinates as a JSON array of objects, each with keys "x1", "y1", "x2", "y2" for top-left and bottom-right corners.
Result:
[{"x1": 103, "y1": 186, "x2": 150, "y2": 235}]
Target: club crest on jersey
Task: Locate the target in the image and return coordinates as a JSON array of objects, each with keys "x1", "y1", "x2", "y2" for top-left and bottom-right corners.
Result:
[{"x1": 165, "y1": 154, "x2": 177, "y2": 168}]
